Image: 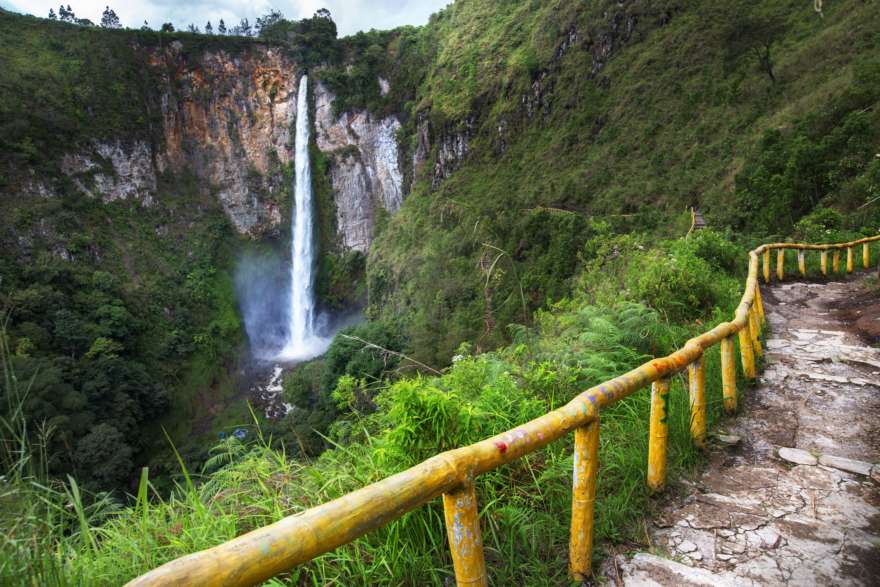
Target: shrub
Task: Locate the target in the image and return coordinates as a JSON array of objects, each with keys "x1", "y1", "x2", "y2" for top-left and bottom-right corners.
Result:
[
  {"x1": 793, "y1": 207, "x2": 845, "y2": 242},
  {"x1": 625, "y1": 247, "x2": 726, "y2": 323}
]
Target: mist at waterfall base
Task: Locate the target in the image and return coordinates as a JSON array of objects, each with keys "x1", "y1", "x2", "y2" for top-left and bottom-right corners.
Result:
[
  {"x1": 233, "y1": 246, "x2": 323, "y2": 362},
  {"x1": 234, "y1": 244, "x2": 365, "y2": 361}
]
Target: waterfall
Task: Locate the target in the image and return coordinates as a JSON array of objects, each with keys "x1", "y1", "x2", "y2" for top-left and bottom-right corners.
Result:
[{"x1": 278, "y1": 75, "x2": 327, "y2": 361}]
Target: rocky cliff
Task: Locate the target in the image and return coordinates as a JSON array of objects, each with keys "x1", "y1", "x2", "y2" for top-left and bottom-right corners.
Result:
[
  {"x1": 314, "y1": 81, "x2": 404, "y2": 251},
  {"x1": 146, "y1": 42, "x2": 298, "y2": 235},
  {"x1": 14, "y1": 39, "x2": 409, "y2": 249}
]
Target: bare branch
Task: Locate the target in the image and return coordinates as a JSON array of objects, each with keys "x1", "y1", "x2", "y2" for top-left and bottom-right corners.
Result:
[{"x1": 339, "y1": 334, "x2": 443, "y2": 376}]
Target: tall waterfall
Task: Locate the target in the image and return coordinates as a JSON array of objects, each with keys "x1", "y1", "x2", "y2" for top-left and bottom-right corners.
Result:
[{"x1": 278, "y1": 75, "x2": 325, "y2": 361}]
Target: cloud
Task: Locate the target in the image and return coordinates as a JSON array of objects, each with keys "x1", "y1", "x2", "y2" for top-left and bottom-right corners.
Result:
[{"x1": 8, "y1": 0, "x2": 450, "y2": 35}]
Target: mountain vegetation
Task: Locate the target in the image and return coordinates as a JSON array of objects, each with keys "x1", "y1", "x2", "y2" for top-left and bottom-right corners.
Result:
[{"x1": 0, "y1": 0, "x2": 878, "y2": 584}]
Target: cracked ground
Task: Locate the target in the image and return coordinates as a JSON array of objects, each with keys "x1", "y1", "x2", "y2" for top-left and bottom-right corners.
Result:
[{"x1": 612, "y1": 276, "x2": 880, "y2": 586}]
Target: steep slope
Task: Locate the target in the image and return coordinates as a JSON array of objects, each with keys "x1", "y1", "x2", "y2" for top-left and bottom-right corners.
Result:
[
  {"x1": 1, "y1": 0, "x2": 879, "y2": 489},
  {"x1": 363, "y1": 0, "x2": 880, "y2": 365},
  {"x1": 0, "y1": 13, "x2": 409, "y2": 486}
]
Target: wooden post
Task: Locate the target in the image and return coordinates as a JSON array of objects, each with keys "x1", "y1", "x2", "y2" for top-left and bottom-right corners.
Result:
[
  {"x1": 721, "y1": 336, "x2": 737, "y2": 414},
  {"x1": 443, "y1": 481, "x2": 488, "y2": 587},
  {"x1": 749, "y1": 306, "x2": 763, "y2": 357},
  {"x1": 820, "y1": 251, "x2": 828, "y2": 276},
  {"x1": 688, "y1": 359, "x2": 706, "y2": 449},
  {"x1": 738, "y1": 323, "x2": 756, "y2": 381},
  {"x1": 754, "y1": 284, "x2": 766, "y2": 325},
  {"x1": 798, "y1": 249, "x2": 806, "y2": 277},
  {"x1": 864, "y1": 243, "x2": 871, "y2": 270},
  {"x1": 832, "y1": 249, "x2": 841, "y2": 273},
  {"x1": 762, "y1": 249, "x2": 771, "y2": 283},
  {"x1": 570, "y1": 419, "x2": 600, "y2": 581},
  {"x1": 776, "y1": 249, "x2": 785, "y2": 281},
  {"x1": 647, "y1": 378, "x2": 670, "y2": 492},
  {"x1": 846, "y1": 247, "x2": 854, "y2": 274}
]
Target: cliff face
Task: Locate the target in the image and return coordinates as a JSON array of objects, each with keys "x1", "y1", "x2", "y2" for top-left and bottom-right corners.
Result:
[
  {"x1": 314, "y1": 81, "x2": 405, "y2": 252},
  {"x1": 15, "y1": 40, "x2": 408, "y2": 248},
  {"x1": 147, "y1": 42, "x2": 299, "y2": 236}
]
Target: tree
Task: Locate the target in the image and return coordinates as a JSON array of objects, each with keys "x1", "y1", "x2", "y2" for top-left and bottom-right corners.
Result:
[
  {"x1": 48, "y1": 8, "x2": 57, "y2": 19},
  {"x1": 100, "y1": 6, "x2": 121, "y2": 29},
  {"x1": 205, "y1": 21, "x2": 213, "y2": 35},
  {"x1": 74, "y1": 423, "x2": 133, "y2": 489},
  {"x1": 256, "y1": 9, "x2": 283, "y2": 36},
  {"x1": 722, "y1": 3, "x2": 787, "y2": 83},
  {"x1": 218, "y1": 19, "x2": 227, "y2": 35},
  {"x1": 160, "y1": 22, "x2": 175, "y2": 33},
  {"x1": 238, "y1": 18, "x2": 253, "y2": 37},
  {"x1": 316, "y1": 8, "x2": 332, "y2": 20},
  {"x1": 140, "y1": 20, "x2": 150, "y2": 31},
  {"x1": 187, "y1": 23, "x2": 200, "y2": 33},
  {"x1": 58, "y1": 4, "x2": 75, "y2": 22}
]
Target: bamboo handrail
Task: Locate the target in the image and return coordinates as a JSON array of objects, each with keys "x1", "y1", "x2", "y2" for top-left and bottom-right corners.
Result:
[{"x1": 127, "y1": 234, "x2": 880, "y2": 587}]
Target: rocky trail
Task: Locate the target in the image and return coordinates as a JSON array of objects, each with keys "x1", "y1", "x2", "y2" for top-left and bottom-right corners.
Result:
[{"x1": 610, "y1": 276, "x2": 880, "y2": 586}]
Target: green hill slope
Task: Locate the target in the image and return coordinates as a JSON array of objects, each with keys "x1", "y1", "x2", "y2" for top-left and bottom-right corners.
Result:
[{"x1": 364, "y1": 0, "x2": 880, "y2": 365}]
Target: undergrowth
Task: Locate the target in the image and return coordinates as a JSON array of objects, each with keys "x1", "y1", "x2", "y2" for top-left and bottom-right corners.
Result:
[{"x1": 0, "y1": 230, "x2": 772, "y2": 586}]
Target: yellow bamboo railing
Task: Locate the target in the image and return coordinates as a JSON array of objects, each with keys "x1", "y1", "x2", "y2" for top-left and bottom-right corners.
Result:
[{"x1": 128, "y1": 235, "x2": 879, "y2": 587}]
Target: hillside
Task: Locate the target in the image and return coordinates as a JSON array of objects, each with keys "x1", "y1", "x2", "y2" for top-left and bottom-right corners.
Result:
[
  {"x1": 1, "y1": 0, "x2": 879, "y2": 584},
  {"x1": 362, "y1": 0, "x2": 880, "y2": 365}
]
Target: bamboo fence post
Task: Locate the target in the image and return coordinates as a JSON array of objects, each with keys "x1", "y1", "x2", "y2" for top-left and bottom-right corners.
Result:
[
  {"x1": 832, "y1": 249, "x2": 841, "y2": 273},
  {"x1": 688, "y1": 359, "x2": 707, "y2": 449},
  {"x1": 570, "y1": 419, "x2": 600, "y2": 581},
  {"x1": 762, "y1": 249, "x2": 771, "y2": 282},
  {"x1": 821, "y1": 251, "x2": 828, "y2": 275},
  {"x1": 798, "y1": 249, "x2": 806, "y2": 277},
  {"x1": 754, "y1": 284, "x2": 765, "y2": 325},
  {"x1": 864, "y1": 243, "x2": 871, "y2": 269},
  {"x1": 776, "y1": 249, "x2": 785, "y2": 281},
  {"x1": 443, "y1": 481, "x2": 488, "y2": 587},
  {"x1": 647, "y1": 378, "x2": 670, "y2": 492},
  {"x1": 749, "y1": 306, "x2": 762, "y2": 357},
  {"x1": 846, "y1": 247, "x2": 854, "y2": 274},
  {"x1": 721, "y1": 336, "x2": 737, "y2": 414},
  {"x1": 738, "y1": 324, "x2": 756, "y2": 381}
]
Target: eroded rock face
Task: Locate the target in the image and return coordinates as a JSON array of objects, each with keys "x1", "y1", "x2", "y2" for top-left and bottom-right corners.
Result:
[
  {"x1": 61, "y1": 140, "x2": 157, "y2": 205},
  {"x1": 19, "y1": 42, "x2": 411, "y2": 248},
  {"x1": 411, "y1": 114, "x2": 472, "y2": 189},
  {"x1": 314, "y1": 81, "x2": 404, "y2": 252},
  {"x1": 30, "y1": 42, "x2": 297, "y2": 238},
  {"x1": 149, "y1": 42, "x2": 297, "y2": 235}
]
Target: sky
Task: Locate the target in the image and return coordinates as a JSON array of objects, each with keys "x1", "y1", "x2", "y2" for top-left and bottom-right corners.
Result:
[{"x1": 3, "y1": 0, "x2": 451, "y2": 35}]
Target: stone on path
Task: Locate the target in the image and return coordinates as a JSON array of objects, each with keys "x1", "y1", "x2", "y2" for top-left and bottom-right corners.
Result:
[
  {"x1": 817, "y1": 453, "x2": 874, "y2": 476},
  {"x1": 778, "y1": 447, "x2": 818, "y2": 466},
  {"x1": 616, "y1": 553, "x2": 741, "y2": 587}
]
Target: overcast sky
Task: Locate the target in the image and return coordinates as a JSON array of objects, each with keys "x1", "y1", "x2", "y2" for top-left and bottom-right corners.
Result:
[{"x1": 4, "y1": 0, "x2": 451, "y2": 35}]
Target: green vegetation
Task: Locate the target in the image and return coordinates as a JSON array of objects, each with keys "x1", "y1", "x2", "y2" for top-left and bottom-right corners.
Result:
[
  {"x1": 2, "y1": 229, "x2": 768, "y2": 585},
  {"x1": 2, "y1": 0, "x2": 880, "y2": 584},
  {"x1": 0, "y1": 176, "x2": 244, "y2": 491},
  {"x1": 0, "y1": 11, "x2": 265, "y2": 181},
  {"x1": 362, "y1": 0, "x2": 880, "y2": 364}
]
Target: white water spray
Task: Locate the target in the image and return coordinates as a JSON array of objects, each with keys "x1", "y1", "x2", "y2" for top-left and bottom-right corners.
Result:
[{"x1": 278, "y1": 75, "x2": 329, "y2": 361}]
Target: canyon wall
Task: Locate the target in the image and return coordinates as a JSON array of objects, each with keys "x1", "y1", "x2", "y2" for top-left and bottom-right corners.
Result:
[
  {"x1": 314, "y1": 81, "x2": 404, "y2": 252},
  {"x1": 19, "y1": 41, "x2": 409, "y2": 250}
]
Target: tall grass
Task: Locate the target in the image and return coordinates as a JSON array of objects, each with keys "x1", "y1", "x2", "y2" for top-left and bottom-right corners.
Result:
[{"x1": 0, "y1": 231, "x2": 761, "y2": 585}]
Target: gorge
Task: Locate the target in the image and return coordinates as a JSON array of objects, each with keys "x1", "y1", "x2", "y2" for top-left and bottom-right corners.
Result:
[{"x1": 1, "y1": 2, "x2": 879, "y2": 583}]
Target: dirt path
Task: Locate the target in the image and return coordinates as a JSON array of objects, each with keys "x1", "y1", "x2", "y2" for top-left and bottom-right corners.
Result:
[{"x1": 613, "y1": 276, "x2": 880, "y2": 586}]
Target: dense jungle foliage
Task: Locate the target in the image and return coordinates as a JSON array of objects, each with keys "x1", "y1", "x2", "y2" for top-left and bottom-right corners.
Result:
[{"x1": 1, "y1": 0, "x2": 879, "y2": 584}]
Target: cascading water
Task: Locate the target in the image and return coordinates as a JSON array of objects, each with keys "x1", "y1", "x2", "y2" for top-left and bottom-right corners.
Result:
[{"x1": 278, "y1": 75, "x2": 329, "y2": 361}]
